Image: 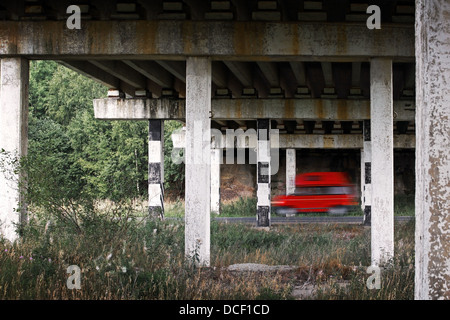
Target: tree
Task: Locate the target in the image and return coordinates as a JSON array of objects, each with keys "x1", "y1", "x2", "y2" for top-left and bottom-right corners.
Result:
[
  {"x1": 26, "y1": 61, "x2": 185, "y2": 208},
  {"x1": 163, "y1": 121, "x2": 185, "y2": 199}
]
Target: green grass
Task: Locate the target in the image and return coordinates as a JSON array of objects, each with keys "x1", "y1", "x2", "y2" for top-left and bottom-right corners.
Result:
[
  {"x1": 164, "y1": 194, "x2": 415, "y2": 219},
  {"x1": 0, "y1": 204, "x2": 415, "y2": 300},
  {"x1": 395, "y1": 194, "x2": 415, "y2": 216}
]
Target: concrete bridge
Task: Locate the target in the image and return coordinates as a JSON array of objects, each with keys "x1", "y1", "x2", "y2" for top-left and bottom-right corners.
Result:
[{"x1": 0, "y1": 0, "x2": 448, "y2": 299}]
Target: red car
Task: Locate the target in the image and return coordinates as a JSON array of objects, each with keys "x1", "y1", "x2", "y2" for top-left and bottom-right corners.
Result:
[{"x1": 272, "y1": 172, "x2": 358, "y2": 216}]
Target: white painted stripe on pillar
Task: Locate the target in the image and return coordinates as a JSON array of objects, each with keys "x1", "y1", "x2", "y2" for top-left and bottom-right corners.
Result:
[
  {"x1": 185, "y1": 57, "x2": 211, "y2": 267},
  {"x1": 370, "y1": 58, "x2": 394, "y2": 266},
  {"x1": 360, "y1": 149, "x2": 365, "y2": 210},
  {"x1": 211, "y1": 148, "x2": 221, "y2": 214},
  {"x1": 286, "y1": 149, "x2": 296, "y2": 195},
  {"x1": 257, "y1": 184, "x2": 271, "y2": 207},
  {"x1": 148, "y1": 184, "x2": 163, "y2": 206},
  {"x1": 148, "y1": 120, "x2": 164, "y2": 218},
  {"x1": 257, "y1": 119, "x2": 271, "y2": 227},
  {"x1": 148, "y1": 141, "x2": 163, "y2": 163}
]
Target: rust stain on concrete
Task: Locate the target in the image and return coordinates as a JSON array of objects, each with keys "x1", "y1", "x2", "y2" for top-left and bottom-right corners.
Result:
[
  {"x1": 284, "y1": 99, "x2": 295, "y2": 119},
  {"x1": 336, "y1": 100, "x2": 349, "y2": 120},
  {"x1": 136, "y1": 21, "x2": 157, "y2": 55},
  {"x1": 314, "y1": 99, "x2": 325, "y2": 119},
  {"x1": 335, "y1": 25, "x2": 348, "y2": 56},
  {"x1": 233, "y1": 22, "x2": 264, "y2": 57}
]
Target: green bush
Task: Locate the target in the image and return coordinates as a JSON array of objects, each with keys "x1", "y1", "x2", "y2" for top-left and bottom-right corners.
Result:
[{"x1": 219, "y1": 197, "x2": 257, "y2": 217}]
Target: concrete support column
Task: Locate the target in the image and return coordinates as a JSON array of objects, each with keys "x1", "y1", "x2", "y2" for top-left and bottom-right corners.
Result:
[
  {"x1": 0, "y1": 58, "x2": 29, "y2": 243},
  {"x1": 362, "y1": 120, "x2": 372, "y2": 225},
  {"x1": 360, "y1": 148, "x2": 365, "y2": 211},
  {"x1": 256, "y1": 119, "x2": 271, "y2": 227},
  {"x1": 370, "y1": 58, "x2": 394, "y2": 266},
  {"x1": 184, "y1": 57, "x2": 211, "y2": 266},
  {"x1": 148, "y1": 120, "x2": 164, "y2": 219},
  {"x1": 415, "y1": 0, "x2": 450, "y2": 300},
  {"x1": 211, "y1": 148, "x2": 221, "y2": 214},
  {"x1": 286, "y1": 149, "x2": 296, "y2": 195}
]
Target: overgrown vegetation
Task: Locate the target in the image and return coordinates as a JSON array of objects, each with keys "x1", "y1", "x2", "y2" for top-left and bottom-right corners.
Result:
[
  {"x1": 27, "y1": 60, "x2": 185, "y2": 204},
  {"x1": 0, "y1": 210, "x2": 415, "y2": 299},
  {"x1": 0, "y1": 61, "x2": 416, "y2": 300}
]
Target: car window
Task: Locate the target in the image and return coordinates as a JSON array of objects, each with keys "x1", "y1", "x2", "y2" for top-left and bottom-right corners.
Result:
[{"x1": 295, "y1": 186, "x2": 350, "y2": 196}]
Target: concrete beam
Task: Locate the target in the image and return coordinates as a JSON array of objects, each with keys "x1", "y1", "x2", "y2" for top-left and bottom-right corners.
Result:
[
  {"x1": 171, "y1": 130, "x2": 415, "y2": 149},
  {"x1": 289, "y1": 61, "x2": 307, "y2": 86},
  {"x1": 211, "y1": 61, "x2": 229, "y2": 88},
  {"x1": 223, "y1": 61, "x2": 253, "y2": 87},
  {"x1": 0, "y1": 58, "x2": 28, "y2": 243},
  {"x1": 257, "y1": 62, "x2": 279, "y2": 87},
  {"x1": 415, "y1": 0, "x2": 450, "y2": 300},
  {"x1": 88, "y1": 60, "x2": 147, "y2": 90},
  {"x1": 58, "y1": 61, "x2": 135, "y2": 96},
  {"x1": 94, "y1": 98, "x2": 416, "y2": 121},
  {"x1": 156, "y1": 61, "x2": 186, "y2": 83},
  {"x1": 0, "y1": 21, "x2": 414, "y2": 61},
  {"x1": 94, "y1": 98, "x2": 185, "y2": 120},
  {"x1": 123, "y1": 60, "x2": 174, "y2": 88}
]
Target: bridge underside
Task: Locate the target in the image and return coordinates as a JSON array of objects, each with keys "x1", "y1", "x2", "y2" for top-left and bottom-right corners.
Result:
[{"x1": 0, "y1": 0, "x2": 448, "y2": 299}]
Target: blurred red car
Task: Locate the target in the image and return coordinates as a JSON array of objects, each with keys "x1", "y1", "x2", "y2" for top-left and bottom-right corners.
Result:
[{"x1": 272, "y1": 172, "x2": 358, "y2": 216}]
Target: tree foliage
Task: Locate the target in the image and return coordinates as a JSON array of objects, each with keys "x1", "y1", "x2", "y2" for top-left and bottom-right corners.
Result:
[{"x1": 25, "y1": 60, "x2": 185, "y2": 214}]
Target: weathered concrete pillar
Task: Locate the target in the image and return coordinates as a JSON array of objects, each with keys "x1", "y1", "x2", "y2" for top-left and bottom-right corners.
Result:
[
  {"x1": 184, "y1": 57, "x2": 211, "y2": 266},
  {"x1": 415, "y1": 0, "x2": 450, "y2": 300},
  {"x1": 286, "y1": 149, "x2": 296, "y2": 195},
  {"x1": 148, "y1": 120, "x2": 164, "y2": 219},
  {"x1": 211, "y1": 148, "x2": 221, "y2": 214},
  {"x1": 362, "y1": 120, "x2": 372, "y2": 226},
  {"x1": 0, "y1": 58, "x2": 29, "y2": 243},
  {"x1": 257, "y1": 119, "x2": 271, "y2": 227},
  {"x1": 370, "y1": 58, "x2": 394, "y2": 266}
]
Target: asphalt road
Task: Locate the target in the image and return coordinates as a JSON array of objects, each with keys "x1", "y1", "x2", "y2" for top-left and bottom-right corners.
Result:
[{"x1": 213, "y1": 215, "x2": 414, "y2": 225}]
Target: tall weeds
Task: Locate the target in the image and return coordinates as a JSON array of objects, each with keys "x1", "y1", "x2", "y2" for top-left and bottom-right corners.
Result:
[{"x1": 0, "y1": 206, "x2": 415, "y2": 300}]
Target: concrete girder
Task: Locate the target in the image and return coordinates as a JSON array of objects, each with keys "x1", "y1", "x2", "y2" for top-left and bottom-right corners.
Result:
[
  {"x1": 88, "y1": 60, "x2": 148, "y2": 90},
  {"x1": 279, "y1": 62, "x2": 297, "y2": 98},
  {"x1": 289, "y1": 61, "x2": 307, "y2": 86},
  {"x1": 211, "y1": 61, "x2": 229, "y2": 88},
  {"x1": 123, "y1": 60, "x2": 174, "y2": 89},
  {"x1": 171, "y1": 131, "x2": 415, "y2": 150},
  {"x1": 223, "y1": 61, "x2": 253, "y2": 88},
  {"x1": 321, "y1": 62, "x2": 334, "y2": 88},
  {"x1": 0, "y1": 21, "x2": 414, "y2": 61},
  {"x1": 257, "y1": 61, "x2": 279, "y2": 87},
  {"x1": 93, "y1": 98, "x2": 415, "y2": 122},
  {"x1": 58, "y1": 60, "x2": 134, "y2": 96},
  {"x1": 155, "y1": 60, "x2": 186, "y2": 83}
]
